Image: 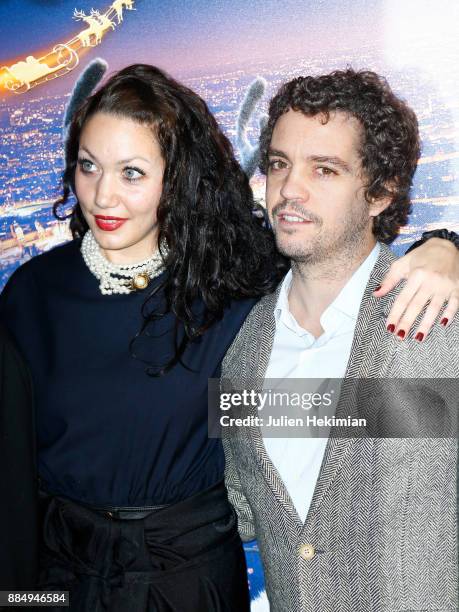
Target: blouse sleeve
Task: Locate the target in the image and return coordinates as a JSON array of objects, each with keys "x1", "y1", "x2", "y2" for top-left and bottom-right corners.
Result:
[{"x1": 0, "y1": 323, "x2": 38, "y2": 589}]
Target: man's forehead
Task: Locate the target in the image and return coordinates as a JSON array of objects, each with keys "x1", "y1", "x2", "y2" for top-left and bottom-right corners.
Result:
[{"x1": 270, "y1": 109, "x2": 363, "y2": 160}]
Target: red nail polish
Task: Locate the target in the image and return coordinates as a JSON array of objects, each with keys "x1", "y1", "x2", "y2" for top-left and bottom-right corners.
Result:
[
  {"x1": 415, "y1": 332, "x2": 424, "y2": 342},
  {"x1": 440, "y1": 317, "x2": 448, "y2": 326},
  {"x1": 387, "y1": 324, "x2": 395, "y2": 333},
  {"x1": 397, "y1": 329, "x2": 406, "y2": 339},
  {"x1": 374, "y1": 285, "x2": 381, "y2": 291}
]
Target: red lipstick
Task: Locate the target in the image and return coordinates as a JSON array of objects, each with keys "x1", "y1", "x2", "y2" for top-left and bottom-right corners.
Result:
[{"x1": 94, "y1": 215, "x2": 128, "y2": 231}]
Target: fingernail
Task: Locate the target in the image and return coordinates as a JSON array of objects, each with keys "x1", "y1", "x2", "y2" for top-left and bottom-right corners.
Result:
[
  {"x1": 374, "y1": 285, "x2": 381, "y2": 291},
  {"x1": 387, "y1": 324, "x2": 395, "y2": 333},
  {"x1": 415, "y1": 332, "x2": 424, "y2": 342},
  {"x1": 397, "y1": 329, "x2": 406, "y2": 339},
  {"x1": 440, "y1": 317, "x2": 448, "y2": 326}
]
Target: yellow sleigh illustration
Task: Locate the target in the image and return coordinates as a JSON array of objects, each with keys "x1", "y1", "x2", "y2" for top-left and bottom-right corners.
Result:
[
  {"x1": 0, "y1": 1, "x2": 135, "y2": 94},
  {"x1": 1, "y1": 45, "x2": 79, "y2": 94}
]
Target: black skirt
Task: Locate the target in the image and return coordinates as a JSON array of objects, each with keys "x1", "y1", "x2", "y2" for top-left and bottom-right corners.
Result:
[{"x1": 38, "y1": 481, "x2": 250, "y2": 611}]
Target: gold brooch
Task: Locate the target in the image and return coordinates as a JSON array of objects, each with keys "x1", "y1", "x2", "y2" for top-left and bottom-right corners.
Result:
[{"x1": 131, "y1": 272, "x2": 150, "y2": 291}]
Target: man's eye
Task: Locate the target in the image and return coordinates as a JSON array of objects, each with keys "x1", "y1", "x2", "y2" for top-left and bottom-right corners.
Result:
[
  {"x1": 123, "y1": 167, "x2": 145, "y2": 182},
  {"x1": 316, "y1": 166, "x2": 336, "y2": 176},
  {"x1": 268, "y1": 159, "x2": 287, "y2": 171},
  {"x1": 78, "y1": 158, "x2": 96, "y2": 173}
]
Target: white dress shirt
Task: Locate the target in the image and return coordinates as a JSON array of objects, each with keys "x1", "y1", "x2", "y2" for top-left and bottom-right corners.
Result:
[{"x1": 263, "y1": 243, "x2": 380, "y2": 522}]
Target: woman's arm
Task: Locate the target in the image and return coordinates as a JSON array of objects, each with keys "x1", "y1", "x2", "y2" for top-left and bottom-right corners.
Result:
[{"x1": 376, "y1": 231, "x2": 459, "y2": 339}]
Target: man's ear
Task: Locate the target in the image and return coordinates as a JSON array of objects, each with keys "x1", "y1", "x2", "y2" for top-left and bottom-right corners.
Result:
[
  {"x1": 369, "y1": 195, "x2": 392, "y2": 217},
  {"x1": 369, "y1": 182, "x2": 397, "y2": 217}
]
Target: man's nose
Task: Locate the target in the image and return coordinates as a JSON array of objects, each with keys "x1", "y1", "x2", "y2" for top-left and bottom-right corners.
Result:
[
  {"x1": 279, "y1": 166, "x2": 310, "y2": 203},
  {"x1": 94, "y1": 173, "x2": 119, "y2": 209}
]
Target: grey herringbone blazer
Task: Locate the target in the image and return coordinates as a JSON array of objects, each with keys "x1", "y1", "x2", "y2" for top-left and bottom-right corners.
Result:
[{"x1": 222, "y1": 245, "x2": 458, "y2": 612}]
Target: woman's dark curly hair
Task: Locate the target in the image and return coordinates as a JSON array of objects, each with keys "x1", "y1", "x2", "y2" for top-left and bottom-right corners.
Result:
[
  {"x1": 55, "y1": 63, "x2": 287, "y2": 374},
  {"x1": 259, "y1": 69, "x2": 421, "y2": 244}
]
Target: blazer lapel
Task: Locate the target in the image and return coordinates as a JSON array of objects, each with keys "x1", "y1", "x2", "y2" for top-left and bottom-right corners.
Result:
[
  {"x1": 303, "y1": 245, "x2": 398, "y2": 526},
  {"x1": 344, "y1": 245, "x2": 397, "y2": 378},
  {"x1": 242, "y1": 284, "x2": 304, "y2": 526}
]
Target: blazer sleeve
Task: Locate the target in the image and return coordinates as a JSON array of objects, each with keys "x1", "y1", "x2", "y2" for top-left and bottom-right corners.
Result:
[{"x1": 223, "y1": 436, "x2": 256, "y2": 541}]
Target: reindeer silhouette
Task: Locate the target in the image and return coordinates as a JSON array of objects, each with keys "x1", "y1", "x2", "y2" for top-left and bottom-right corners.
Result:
[
  {"x1": 73, "y1": 9, "x2": 115, "y2": 47},
  {"x1": 112, "y1": 0, "x2": 135, "y2": 24},
  {"x1": 91, "y1": 9, "x2": 116, "y2": 35},
  {"x1": 73, "y1": 9, "x2": 103, "y2": 47}
]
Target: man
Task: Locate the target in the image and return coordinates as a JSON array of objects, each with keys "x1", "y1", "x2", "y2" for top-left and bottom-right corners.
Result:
[{"x1": 222, "y1": 70, "x2": 458, "y2": 611}]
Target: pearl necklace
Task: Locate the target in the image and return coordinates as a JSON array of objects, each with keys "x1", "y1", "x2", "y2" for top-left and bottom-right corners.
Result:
[{"x1": 81, "y1": 230, "x2": 166, "y2": 295}]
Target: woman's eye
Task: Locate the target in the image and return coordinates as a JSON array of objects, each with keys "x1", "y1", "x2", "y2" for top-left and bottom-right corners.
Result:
[
  {"x1": 123, "y1": 167, "x2": 145, "y2": 181},
  {"x1": 78, "y1": 158, "x2": 96, "y2": 173}
]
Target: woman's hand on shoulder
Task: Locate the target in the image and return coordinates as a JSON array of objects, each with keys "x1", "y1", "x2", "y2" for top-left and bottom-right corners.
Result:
[{"x1": 375, "y1": 238, "x2": 459, "y2": 340}]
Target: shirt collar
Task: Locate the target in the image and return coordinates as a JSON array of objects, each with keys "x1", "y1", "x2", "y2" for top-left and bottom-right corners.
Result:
[
  {"x1": 274, "y1": 243, "x2": 381, "y2": 332},
  {"x1": 274, "y1": 269, "x2": 293, "y2": 325},
  {"x1": 328, "y1": 242, "x2": 380, "y2": 321}
]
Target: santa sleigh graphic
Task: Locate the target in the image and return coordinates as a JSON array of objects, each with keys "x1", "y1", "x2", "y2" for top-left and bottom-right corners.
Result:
[
  {"x1": 1, "y1": 45, "x2": 79, "y2": 94},
  {"x1": 0, "y1": 1, "x2": 135, "y2": 94}
]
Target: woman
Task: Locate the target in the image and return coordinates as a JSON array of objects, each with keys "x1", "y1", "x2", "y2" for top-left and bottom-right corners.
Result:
[{"x1": 0, "y1": 64, "x2": 457, "y2": 610}]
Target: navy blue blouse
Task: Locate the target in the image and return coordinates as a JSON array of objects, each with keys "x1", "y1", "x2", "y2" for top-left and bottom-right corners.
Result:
[{"x1": 0, "y1": 241, "x2": 256, "y2": 507}]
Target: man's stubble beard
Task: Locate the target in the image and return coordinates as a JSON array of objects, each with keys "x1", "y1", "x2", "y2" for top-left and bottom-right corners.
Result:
[{"x1": 273, "y1": 202, "x2": 372, "y2": 280}]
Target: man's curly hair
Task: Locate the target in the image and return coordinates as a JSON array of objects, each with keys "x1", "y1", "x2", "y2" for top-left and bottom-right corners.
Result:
[{"x1": 259, "y1": 69, "x2": 421, "y2": 244}]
